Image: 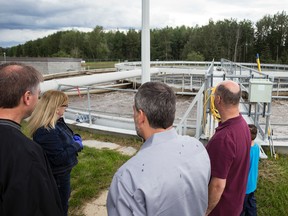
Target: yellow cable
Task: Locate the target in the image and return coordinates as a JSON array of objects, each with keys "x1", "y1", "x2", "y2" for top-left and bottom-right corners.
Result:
[
  {"x1": 202, "y1": 87, "x2": 221, "y2": 122},
  {"x1": 210, "y1": 87, "x2": 221, "y2": 121}
]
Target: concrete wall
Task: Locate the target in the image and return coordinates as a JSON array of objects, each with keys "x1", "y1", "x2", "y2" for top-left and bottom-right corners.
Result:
[{"x1": 0, "y1": 57, "x2": 82, "y2": 75}]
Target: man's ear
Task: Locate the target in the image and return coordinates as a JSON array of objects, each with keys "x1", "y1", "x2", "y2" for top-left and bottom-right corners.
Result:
[
  {"x1": 214, "y1": 94, "x2": 221, "y2": 105},
  {"x1": 22, "y1": 91, "x2": 32, "y2": 105},
  {"x1": 137, "y1": 109, "x2": 146, "y2": 124}
]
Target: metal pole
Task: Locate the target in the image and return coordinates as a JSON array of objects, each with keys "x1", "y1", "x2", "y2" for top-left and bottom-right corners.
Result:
[
  {"x1": 141, "y1": 0, "x2": 150, "y2": 84},
  {"x1": 182, "y1": 74, "x2": 185, "y2": 93},
  {"x1": 87, "y1": 88, "x2": 92, "y2": 125},
  {"x1": 264, "y1": 102, "x2": 271, "y2": 141},
  {"x1": 190, "y1": 75, "x2": 193, "y2": 91},
  {"x1": 196, "y1": 91, "x2": 203, "y2": 139}
]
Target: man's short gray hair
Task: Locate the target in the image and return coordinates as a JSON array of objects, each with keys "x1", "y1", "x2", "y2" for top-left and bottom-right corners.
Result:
[{"x1": 134, "y1": 82, "x2": 176, "y2": 129}]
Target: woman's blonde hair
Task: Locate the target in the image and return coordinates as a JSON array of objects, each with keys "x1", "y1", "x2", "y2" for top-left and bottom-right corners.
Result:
[{"x1": 27, "y1": 90, "x2": 68, "y2": 136}]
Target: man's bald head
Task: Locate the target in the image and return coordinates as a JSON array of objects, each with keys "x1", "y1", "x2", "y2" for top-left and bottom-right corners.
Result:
[
  {"x1": 221, "y1": 80, "x2": 240, "y2": 94},
  {"x1": 216, "y1": 80, "x2": 241, "y2": 106}
]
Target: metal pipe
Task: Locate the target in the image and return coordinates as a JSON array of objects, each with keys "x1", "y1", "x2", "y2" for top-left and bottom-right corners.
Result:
[
  {"x1": 40, "y1": 68, "x2": 159, "y2": 93},
  {"x1": 141, "y1": 0, "x2": 150, "y2": 83}
]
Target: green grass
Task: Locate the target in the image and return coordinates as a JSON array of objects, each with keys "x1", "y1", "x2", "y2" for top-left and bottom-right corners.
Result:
[
  {"x1": 257, "y1": 154, "x2": 288, "y2": 215},
  {"x1": 69, "y1": 147, "x2": 130, "y2": 215},
  {"x1": 21, "y1": 122, "x2": 288, "y2": 215},
  {"x1": 82, "y1": 61, "x2": 119, "y2": 69}
]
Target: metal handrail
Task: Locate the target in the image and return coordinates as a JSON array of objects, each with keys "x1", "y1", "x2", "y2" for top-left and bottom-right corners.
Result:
[{"x1": 175, "y1": 83, "x2": 205, "y2": 138}]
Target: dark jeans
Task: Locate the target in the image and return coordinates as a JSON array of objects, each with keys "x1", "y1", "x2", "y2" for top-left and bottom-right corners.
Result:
[
  {"x1": 240, "y1": 191, "x2": 257, "y2": 216},
  {"x1": 54, "y1": 171, "x2": 71, "y2": 216}
]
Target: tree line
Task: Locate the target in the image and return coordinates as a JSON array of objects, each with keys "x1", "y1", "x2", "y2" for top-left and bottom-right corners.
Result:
[{"x1": 1, "y1": 11, "x2": 287, "y2": 64}]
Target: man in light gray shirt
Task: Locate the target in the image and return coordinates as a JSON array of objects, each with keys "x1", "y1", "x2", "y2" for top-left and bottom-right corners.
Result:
[{"x1": 107, "y1": 81, "x2": 211, "y2": 216}]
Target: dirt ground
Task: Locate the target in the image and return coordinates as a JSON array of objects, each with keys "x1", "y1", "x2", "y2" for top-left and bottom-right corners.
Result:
[{"x1": 267, "y1": 99, "x2": 288, "y2": 137}]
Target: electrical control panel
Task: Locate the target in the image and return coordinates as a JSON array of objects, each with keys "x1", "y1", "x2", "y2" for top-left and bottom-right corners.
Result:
[{"x1": 248, "y1": 79, "x2": 273, "y2": 103}]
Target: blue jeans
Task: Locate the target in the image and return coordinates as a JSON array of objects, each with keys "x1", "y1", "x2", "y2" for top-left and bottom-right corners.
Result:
[
  {"x1": 54, "y1": 171, "x2": 71, "y2": 216},
  {"x1": 241, "y1": 191, "x2": 257, "y2": 216}
]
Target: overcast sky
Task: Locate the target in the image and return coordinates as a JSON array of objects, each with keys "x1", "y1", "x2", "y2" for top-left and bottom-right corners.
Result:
[{"x1": 0, "y1": 0, "x2": 286, "y2": 48}]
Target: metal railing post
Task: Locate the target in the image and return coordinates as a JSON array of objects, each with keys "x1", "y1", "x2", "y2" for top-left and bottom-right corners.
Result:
[
  {"x1": 87, "y1": 87, "x2": 92, "y2": 125},
  {"x1": 195, "y1": 91, "x2": 203, "y2": 139}
]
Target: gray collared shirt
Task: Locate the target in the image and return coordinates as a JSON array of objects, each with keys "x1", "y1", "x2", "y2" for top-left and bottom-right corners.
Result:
[{"x1": 107, "y1": 128, "x2": 211, "y2": 216}]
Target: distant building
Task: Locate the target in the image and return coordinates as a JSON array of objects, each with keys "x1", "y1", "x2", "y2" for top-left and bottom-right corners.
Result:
[{"x1": 0, "y1": 57, "x2": 82, "y2": 75}]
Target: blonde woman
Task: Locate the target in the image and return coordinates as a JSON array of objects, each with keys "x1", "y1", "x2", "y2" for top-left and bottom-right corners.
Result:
[{"x1": 28, "y1": 90, "x2": 83, "y2": 216}]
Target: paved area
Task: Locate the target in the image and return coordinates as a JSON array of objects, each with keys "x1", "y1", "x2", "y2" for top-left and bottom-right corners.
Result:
[
  {"x1": 81, "y1": 140, "x2": 137, "y2": 216},
  {"x1": 83, "y1": 190, "x2": 108, "y2": 216},
  {"x1": 83, "y1": 140, "x2": 137, "y2": 156}
]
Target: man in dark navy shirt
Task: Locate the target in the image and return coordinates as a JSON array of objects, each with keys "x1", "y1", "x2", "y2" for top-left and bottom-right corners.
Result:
[{"x1": 0, "y1": 62, "x2": 63, "y2": 216}]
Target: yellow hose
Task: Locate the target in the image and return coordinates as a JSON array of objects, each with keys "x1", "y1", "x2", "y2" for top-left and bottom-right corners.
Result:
[
  {"x1": 210, "y1": 87, "x2": 221, "y2": 121},
  {"x1": 203, "y1": 87, "x2": 221, "y2": 122}
]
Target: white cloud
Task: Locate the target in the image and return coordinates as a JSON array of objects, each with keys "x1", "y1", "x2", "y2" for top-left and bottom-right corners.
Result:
[
  {"x1": 0, "y1": 29, "x2": 57, "y2": 46},
  {"x1": 0, "y1": 0, "x2": 286, "y2": 47},
  {"x1": 0, "y1": 28, "x2": 92, "y2": 47}
]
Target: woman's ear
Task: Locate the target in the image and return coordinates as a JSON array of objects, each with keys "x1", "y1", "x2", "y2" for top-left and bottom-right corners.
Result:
[{"x1": 56, "y1": 108, "x2": 60, "y2": 115}]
